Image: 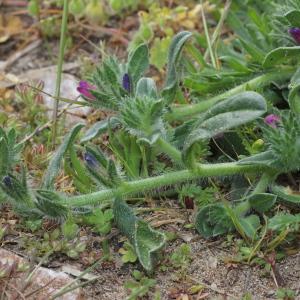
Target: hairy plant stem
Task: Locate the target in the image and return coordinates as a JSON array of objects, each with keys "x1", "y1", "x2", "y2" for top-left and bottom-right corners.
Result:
[
  {"x1": 166, "y1": 68, "x2": 295, "y2": 121},
  {"x1": 156, "y1": 137, "x2": 182, "y2": 163},
  {"x1": 62, "y1": 163, "x2": 268, "y2": 207},
  {"x1": 51, "y1": 0, "x2": 69, "y2": 148}
]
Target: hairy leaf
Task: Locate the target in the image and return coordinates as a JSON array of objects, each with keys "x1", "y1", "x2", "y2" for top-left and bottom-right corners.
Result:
[
  {"x1": 42, "y1": 124, "x2": 84, "y2": 189},
  {"x1": 195, "y1": 203, "x2": 234, "y2": 238},
  {"x1": 120, "y1": 96, "x2": 165, "y2": 143},
  {"x1": 128, "y1": 44, "x2": 149, "y2": 84},
  {"x1": 80, "y1": 117, "x2": 120, "y2": 143},
  {"x1": 263, "y1": 47, "x2": 300, "y2": 67},
  {"x1": 0, "y1": 138, "x2": 8, "y2": 177},
  {"x1": 268, "y1": 213, "x2": 300, "y2": 231},
  {"x1": 183, "y1": 92, "x2": 266, "y2": 167},
  {"x1": 113, "y1": 198, "x2": 165, "y2": 271},
  {"x1": 237, "y1": 150, "x2": 277, "y2": 168},
  {"x1": 35, "y1": 189, "x2": 68, "y2": 220},
  {"x1": 162, "y1": 31, "x2": 192, "y2": 104},
  {"x1": 238, "y1": 215, "x2": 260, "y2": 240},
  {"x1": 288, "y1": 67, "x2": 300, "y2": 113},
  {"x1": 248, "y1": 193, "x2": 277, "y2": 213},
  {"x1": 271, "y1": 185, "x2": 300, "y2": 208},
  {"x1": 284, "y1": 10, "x2": 300, "y2": 27},
  {"x1": 136, "y1": 77, "x2": 158, "y2": 99}
]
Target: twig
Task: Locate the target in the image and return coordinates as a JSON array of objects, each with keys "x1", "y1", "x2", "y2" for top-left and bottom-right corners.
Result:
[
  {"x1": 187, "y1": 275, "x2": 239, "y2": 299},
  {"x1": 7, "y1": 283, "x2": 25, "y2": 300},
  {"x1": 204, "y1": 0, "x2": 232, "y2": 61},
  {"x1": 52, "y1": 0, "x2": 69, "y2": 148},
  {"x1": 49, "y1": 276, "x2": 100, "y2": 300},
  {"x1": 0, "y1": 40, "x2": 42, "y2": 72},
  {"x1": 49, "y1": 255, "x2": 107, "y2": 300},
  {"x1": 0, "y1": 62, "x2": 80, "y2": 89},
  {"x1": 17, "y1": 252, "x2": 53, "y2": 296},
  {"x1": 24, "y1": 278, "x2": 56, "y2": 298},
  {"x1": 77, "y1": 22, "x2": 129, "y2": 45},
  {"x1": 150, "y1": 218, "x2": 185, "y2": 227},
  {"x1": 20, "y1": 104, "x2": 72, "y2": 144},
  {"x1": 200, "y1": 0, "x2": 217, "y2": 68},
  {"x1": 25, "y1": 83, "x2": 87, "y2": 106}
]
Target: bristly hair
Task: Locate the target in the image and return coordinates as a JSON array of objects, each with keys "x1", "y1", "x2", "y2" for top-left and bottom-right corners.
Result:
[{"x1": 263, "y1": 110, "x2": 300, "y2": 172}]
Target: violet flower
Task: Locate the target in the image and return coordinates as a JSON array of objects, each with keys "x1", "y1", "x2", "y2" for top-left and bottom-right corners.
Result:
[
  {"x1": 122, "y1": 73, "x2": 131, "y2": 92},
  {"x1": 264, "y1": 114, "x2": 281, "y2": 128},
  {"x1": 288, "y1": 28, "x2": 300, "y2": 44},
  {"x1": 77, "y1": 81, "x2": 96, "y2": 100}
]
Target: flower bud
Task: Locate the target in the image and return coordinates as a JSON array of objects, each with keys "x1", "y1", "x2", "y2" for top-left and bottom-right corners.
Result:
[
  {"x1": 122, "y1": 73, "x2": 131, "y2": 92},
  {"x1": 288, "y1": 28, "x2": 300, "y2": 44},
  {"x1": 264, "y1": 114, "x2": 281, "y2": 128},
  {"x1": 84, "y1": 152, "x2": 98, "y2": 168},
  {"x1": 3, "y1": 176, "x2": 12, "y2": 188}
]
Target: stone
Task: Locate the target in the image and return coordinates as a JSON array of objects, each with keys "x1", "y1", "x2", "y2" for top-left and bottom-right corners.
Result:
[
  {"x1": 0, "y1": 248, "x2": 82, "y2": 299},
  {"x1": 41, "y1": 72, "x2": 92, "y2": 128}
]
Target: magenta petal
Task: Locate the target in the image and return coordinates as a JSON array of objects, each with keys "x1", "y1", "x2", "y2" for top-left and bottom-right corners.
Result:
[
  {"x1": 77, "y1": 81, "x2": 96, "y2": 100},
  {"x1": 77, "y1": 87, "x2": 85, "y2": 94},
  {"x1": 79, "y1": 81, "x2": 88, "y2": 87},
  {"x1": 264, "y1": 114, "x2": 281, "y2": 128}
]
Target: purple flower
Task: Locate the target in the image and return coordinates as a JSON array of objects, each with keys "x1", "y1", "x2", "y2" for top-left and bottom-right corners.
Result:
[
  {"x1": 122, "y1": 73, "x2": 131, "y2": 92},
  {"x1": 288, "y1": 28, "x2": 300, "y2": 44},
  {"x1": 77, "y1": 81, "x2": 96, "y2": 100},
  {"x1": 84, "y1": 152, "x2": 98, "y2": 168},
  {"x1": 264, "y1": 114, "x2": 281, "y2": 128}
]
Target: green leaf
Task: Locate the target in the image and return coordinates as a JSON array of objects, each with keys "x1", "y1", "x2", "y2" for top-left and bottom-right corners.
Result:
[
  {"x1": 136, "y1": 77, "x2": 158, "y2": 99},
  {"x1": 183, "y1": 92, "x2": 266, "y2": 166},
  {"x1": 107, "y1": 159, "x2": 122, "y2": 186},
  {"x1": 195, "y1": 203, "x2": 234, "y2": 238},
  {"x1": 239, "y1": 38, "x2": 266, "y2": 63},
  {"x1": 162, "y1": 31, "x2": 192, "y2": 104},
  {"x1": 62, "y1": 217, "x2": 79, "y2": 240},
  {"x1": 113, "y1": 198, "x2": 165, "y2": 272},
  {"x1": 150, "y1": 36, "x2": 171, "y2": 70},
  {"x1": 263, "y1": 47, "x2": 300, "y2": 67},
  {"x1": 268, "y1": 213, "x2": 300, "y2": 231},
  {"x1": 35, "y1": 189, "x2": 68, "y2": 220},
  {"x1": 1, "y1": 172, "x2": 35, "y2": 212},
  {"x1": 237, "y1": 151, "x2": 276, "y2": 168},
  {"x1": 119, "y1": 241, "x2": 138, "y2": 263},
  {"x1": 284, "y1": 10, "x2": 300, "y2": 27},
  {"x1": 80, "y1": 117, "x2": 119, "y2": 143},
  {"x1": 248, "y1": 193, "x2": 277, "y2": 213},
  {"x1": 238, "y1": 215, "x2": 260, "y2": 240},
  {"x1": 128, "y1": 44, "x2": 149, "y2": 84},
  {"x1": 69, "y1": 147, "x2": 91, "y2": 186},
  {"x1": 85, "y1": 145, "x2": 108, "y2": 169},
  {"x1": 120, "y1": 96, "x2": 165, "y2": 143},
  {"x1": 288, "y1": 67, "x2": 300, "y2": 113},
  {"x1": 42, "y1": 124, "x2": 84, "y2": 189},
  {"x1": 0, "y1": 138, "x2": 8, "y2": 177},
  {"x1": 271, "y1": 185, "x2": 300, "y2": 208}
]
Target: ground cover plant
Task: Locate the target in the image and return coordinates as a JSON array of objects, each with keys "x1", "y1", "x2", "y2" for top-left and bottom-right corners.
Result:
[{"x1": 0, "y1": 0, "x2": 299, "y2": 299}]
